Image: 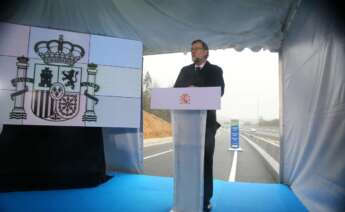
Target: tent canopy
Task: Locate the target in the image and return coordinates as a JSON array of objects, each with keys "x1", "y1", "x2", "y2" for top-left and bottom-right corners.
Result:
[{"x1": 1, "y1": 0, "x2": 297, "y2": 54}]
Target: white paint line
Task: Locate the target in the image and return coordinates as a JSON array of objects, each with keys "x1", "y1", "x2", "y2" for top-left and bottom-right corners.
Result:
[
  {"x1": 248, "y1": 134, "x2": 280, "y2": 147},
  {"x1": 144, "y1": 149, "x2": 173, "y2": 160},
  {"x1": 254, "y1": 131, "x2": 280, "y2": 138},
  {"x1": 240, "y1": 134, "x2": 279, "y2": 175},
  {"x1": 228, "y1": 150, "x2": 238, "y2": 182},
  {"x1": 144, "y1": 139, "x2": 172, "y2": 148}
]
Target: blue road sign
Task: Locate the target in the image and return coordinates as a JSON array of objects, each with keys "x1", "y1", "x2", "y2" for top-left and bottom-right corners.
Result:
[{"x1": 230, "y1": 120, "x2": 240, "y2": 148}]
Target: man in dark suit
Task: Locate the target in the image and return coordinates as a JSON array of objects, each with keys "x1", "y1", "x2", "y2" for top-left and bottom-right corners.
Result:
[{"x1": 174, "y1": 39, "x2": 225, "y2": 212}]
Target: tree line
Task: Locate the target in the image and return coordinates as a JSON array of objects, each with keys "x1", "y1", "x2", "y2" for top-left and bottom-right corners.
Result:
[{"x1": 143, "y1": 72, "x2": 171, "y2": 123}]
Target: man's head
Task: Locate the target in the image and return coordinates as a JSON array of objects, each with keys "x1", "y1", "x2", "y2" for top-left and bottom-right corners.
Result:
[{"x1": 191, "y1": 39, "x2": 209, "y2": 64}]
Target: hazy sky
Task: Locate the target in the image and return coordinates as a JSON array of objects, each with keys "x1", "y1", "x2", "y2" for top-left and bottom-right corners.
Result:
[{"x1": 143, "y1": 48, "x2": 279, "y2": 122}]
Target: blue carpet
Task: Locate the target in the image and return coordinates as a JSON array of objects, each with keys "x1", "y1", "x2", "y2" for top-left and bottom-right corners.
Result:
[{"x1": 0, "y1": 173, "x2": 306, "y2": 212}]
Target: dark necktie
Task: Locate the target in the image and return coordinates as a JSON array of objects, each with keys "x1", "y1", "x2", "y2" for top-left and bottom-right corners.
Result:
[{"x1": 193, "y1": 66, "x2": 203, "y2": 85}]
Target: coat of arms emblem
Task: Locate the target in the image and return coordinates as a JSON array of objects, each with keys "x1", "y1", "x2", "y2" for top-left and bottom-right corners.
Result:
[
  {"x1": 180, "y1": 93, "x2": 191, "y2": 104},
  {"x1": 9, "y1": 35, "x2": 100, "y2": 122}
]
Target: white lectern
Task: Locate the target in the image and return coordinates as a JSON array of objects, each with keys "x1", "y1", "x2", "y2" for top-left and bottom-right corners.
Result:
[{"x1": 151, "y1": 87, "x2": 221, "y2": 212}]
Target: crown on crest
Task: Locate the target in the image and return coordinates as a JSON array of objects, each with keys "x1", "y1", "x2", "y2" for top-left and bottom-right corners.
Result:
[{"x1": 34, "y1": 35, "x2": 85, "y2": 66}]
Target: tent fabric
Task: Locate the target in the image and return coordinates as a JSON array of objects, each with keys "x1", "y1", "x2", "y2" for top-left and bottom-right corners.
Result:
[
  {"x1": 0, "y1": 0, "x2": 296, "y2": 54},
  {"x1": 102, "y1": 128, "x2": 143, "y2": 173},
  {"x1": 280, "y1": 0, "x2": 345, "y2": 211}
]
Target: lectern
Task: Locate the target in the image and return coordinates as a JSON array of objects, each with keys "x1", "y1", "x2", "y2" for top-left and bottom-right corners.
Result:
[{"x1": 151, "y1": 87, "x2": 221, "y2": 212}]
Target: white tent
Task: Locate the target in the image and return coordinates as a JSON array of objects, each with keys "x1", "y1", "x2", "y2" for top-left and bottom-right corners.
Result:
[
  {"x1": 0, "y1": 0, "x2": 344, "y2": 211},
  {"x1": 1, "y1": 0, "x2": 297, "y2": 54}
]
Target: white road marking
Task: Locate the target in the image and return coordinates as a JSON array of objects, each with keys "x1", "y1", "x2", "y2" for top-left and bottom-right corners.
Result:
[
  {"x1": 144, "y1": 149, "x2": 173, "y2": 160},
  {"x1": 254, "y1": 131, "x2": 280, "y2": 138},
  {"x1": 144, "y1": 140, "x2": 172, "y2": 148},
  {"x1": 228, "y1": 150, "x2": 238, "y2": 182},
  {"x1": 241, "y1": 134, "x2": 279, "y2": 175},
  {"x1": 245, "y1": 133, "x2": 279, "y2": 147}
]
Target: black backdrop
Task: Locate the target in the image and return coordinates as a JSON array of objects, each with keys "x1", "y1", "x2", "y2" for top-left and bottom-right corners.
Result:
[{"x1": 0, "y1": 125, "x2": 109, "y2": 191}]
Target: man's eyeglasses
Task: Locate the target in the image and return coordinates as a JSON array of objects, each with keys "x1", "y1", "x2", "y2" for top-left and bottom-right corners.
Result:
[{"x1": 191, "y1": 47, "x2": 204, "y2": 51}]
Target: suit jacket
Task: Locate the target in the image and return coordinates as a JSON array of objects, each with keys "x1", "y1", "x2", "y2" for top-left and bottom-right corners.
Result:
[{"x1": 174, "y1": 61, "x2": 225, "y2": 132}]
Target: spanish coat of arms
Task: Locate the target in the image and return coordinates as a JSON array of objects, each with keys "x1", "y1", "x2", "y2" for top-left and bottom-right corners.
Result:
[{"x1": 9, "y1": 35, "x2": 100, "y2": 122}]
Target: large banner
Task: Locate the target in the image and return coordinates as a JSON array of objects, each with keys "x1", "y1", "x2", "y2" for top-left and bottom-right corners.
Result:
[{"x1": 0, "y1": 22, "x2": 142, "y2": 128}]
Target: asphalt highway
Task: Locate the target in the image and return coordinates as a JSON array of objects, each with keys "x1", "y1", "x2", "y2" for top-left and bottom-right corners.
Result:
[{"x1": 144, "y1": 127, "x2": 279, "y2": 183}]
